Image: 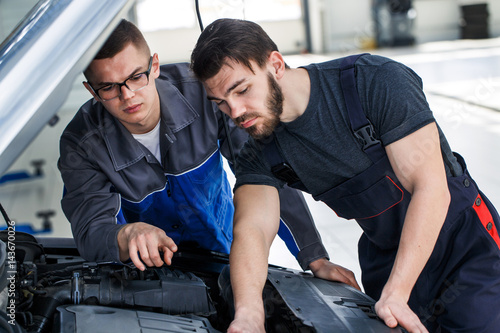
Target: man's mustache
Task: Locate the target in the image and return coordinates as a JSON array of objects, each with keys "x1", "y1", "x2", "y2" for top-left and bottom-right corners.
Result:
[{"x1": 235, "y1": 112, "x2": 259, "y2": 127}]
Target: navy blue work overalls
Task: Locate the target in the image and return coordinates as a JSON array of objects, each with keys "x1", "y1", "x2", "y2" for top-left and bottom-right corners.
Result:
[{"x1": 265, "y1": 54, "x2": 500, "y2": 332}]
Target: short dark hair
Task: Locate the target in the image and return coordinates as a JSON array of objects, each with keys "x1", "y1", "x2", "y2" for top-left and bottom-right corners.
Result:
[
  {"x1": 84, "y1": 19, "x2": 150, "y2": 78},
  {"x1": 190, "y1": 19, "x2": 281, "y2": 81}
]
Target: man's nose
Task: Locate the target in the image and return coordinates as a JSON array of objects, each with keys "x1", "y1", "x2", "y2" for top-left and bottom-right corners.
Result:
[
  {"x1": 120, "y1": 84, "x2": 135, "y2": 100},
  {"x1": 227, "y1": 99, "x2": 246, "y2": 119}
]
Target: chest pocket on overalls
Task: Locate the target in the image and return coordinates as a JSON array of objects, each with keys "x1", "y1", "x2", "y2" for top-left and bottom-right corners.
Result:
[
  {"x1": 331, "y1": 177, "x2": 404, "y2": 220},
  {"x1": 313, "y1": 157, "x2": 406, "y2": 220}
]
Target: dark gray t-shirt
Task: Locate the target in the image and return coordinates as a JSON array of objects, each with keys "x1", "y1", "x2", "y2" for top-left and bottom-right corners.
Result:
[{"x1": 234, "y1": 55, "x2": 462, "y2": 196}]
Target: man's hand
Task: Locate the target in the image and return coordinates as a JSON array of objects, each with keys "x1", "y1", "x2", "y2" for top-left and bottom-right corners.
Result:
[
  {"x1": 375, "y1": 291, "x2": 428, "y2": 333},
  {"x1": 117, "y1": 222, "x2": 178, "y2": 270},
  {"x1": 227, "y1": 309, "x2": 265, "y2": 333},
  {"x1": 309, "y1": 258, "x2": 361, "y2": 291}
]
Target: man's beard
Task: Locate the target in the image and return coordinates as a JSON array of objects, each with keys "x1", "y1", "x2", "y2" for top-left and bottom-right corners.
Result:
[{"x1": 235, "y1": 72, "x2": 283, "y2": 140}]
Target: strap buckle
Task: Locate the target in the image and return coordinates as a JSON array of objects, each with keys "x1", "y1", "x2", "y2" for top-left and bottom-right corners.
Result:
[
  {"x1": 271, "y1": 162, "x2": 301, "y2": 185},
  {"x1": 354, "y1": 124, "x2": 381, "y2": 151}
]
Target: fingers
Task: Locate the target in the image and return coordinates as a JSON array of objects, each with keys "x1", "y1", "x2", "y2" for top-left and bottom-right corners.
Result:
[
  {"x1": 343, "y1": 272, "x2": 361, "y2": 291},
  {"x1": 129, "y1": 237, "x2": 160, "y2": 270},
  {"x1": 161, "y1": 236, "x2": 178, "y2": 254},
  {"x1": 395, "y1": 309, "x2": 428, "y2": 333},
  {"x1": 138, "y1": 240, "x2": 164, "y2": 268},
  {"x1": 376, "y1": 300, "x2": 429, "y2": 333},
  {"x1": 335, "y1": 267, "x2": 361, "y2": 291},
  {"x1": 160, "y1": 238, "x2": 178, "y2": 266},
  {"x1": 310, "y1": 260, "x2": 362, "y2": 291},
  {"x1": 376, "y1": 305, "x2": 398, "y2": 328},
  {"x1": 128, "y1": 242, "x2": 145, "y2": 271},
  {"x1": 123, "y1": 223, "x2": 178, "y2": 270}
]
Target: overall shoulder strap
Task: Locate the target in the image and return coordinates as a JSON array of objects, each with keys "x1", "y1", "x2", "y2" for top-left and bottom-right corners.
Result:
[
  {"x1": 340, "y1": 54, "x2": 386, "y2": 163},
  {"x1": 261, "y1": 135, "x2": 307, "y2": 191},
  {"x1": 261, "y1": 54, "x2": 385, "y2": 187}
]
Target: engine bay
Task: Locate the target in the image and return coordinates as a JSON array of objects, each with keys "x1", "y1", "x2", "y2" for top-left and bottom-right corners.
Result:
[
  {"x1": 0, "y1": 231, "x2": 319, "y2": 333},
  {"x1": 0, "y1": 230, "x2": 403, "y2": 333}
]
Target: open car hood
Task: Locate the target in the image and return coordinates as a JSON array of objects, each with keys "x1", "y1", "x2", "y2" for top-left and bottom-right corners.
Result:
[{"x1": 0, "y1": 0, "x2": 135, "y2": 176}]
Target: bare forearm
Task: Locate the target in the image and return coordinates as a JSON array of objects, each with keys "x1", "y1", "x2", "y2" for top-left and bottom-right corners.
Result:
[
  {"x1": 384, "y1": 123, "x2": 450, "y2": 298},
  {"x1": 384, "y1": 185, "x2": 450, "y2": 298},
  {"x1": 376, "y1": 123, "x2": 447, "y2": 331},
  {"x1": 229, "y1": 185, "x2": 280, "y2": 326},
  {"x1": 230, "y1": 223, "x2": 271, "y2": 322}
]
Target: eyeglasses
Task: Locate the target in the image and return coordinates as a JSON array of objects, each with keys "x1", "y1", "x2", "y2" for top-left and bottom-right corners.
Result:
[{"x1": 88, "y1": 57, "x2": 153, "y2": 101}]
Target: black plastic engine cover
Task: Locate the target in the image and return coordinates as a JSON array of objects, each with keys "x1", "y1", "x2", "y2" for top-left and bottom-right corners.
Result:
[
  {"x1": 53, "y1": 305, "x2": 221, "y2": 333},
  {"x1": 267, "y1": 268, "x2": 405, "y2": 332}
]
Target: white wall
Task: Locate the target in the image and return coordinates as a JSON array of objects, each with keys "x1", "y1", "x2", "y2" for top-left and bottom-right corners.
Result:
[
  {"x1": 320, "y1": 0, "x2": 374, "y2": 53},
  {"x1": 1, "y1": 0, "x2": 499, "y2": 63},
  {"x1": 143, "y1": 19, "x2": 306, "y2": 64},
  {"x1": 145, "y1": 0, "x2": 500, "y2": 62}
]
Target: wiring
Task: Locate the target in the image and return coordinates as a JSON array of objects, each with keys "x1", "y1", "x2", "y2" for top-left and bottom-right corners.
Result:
[
  {"x1": 195, "y1": 0, "x2": 204, "y2": 31},
  {"x1": 0, "y1": 202, "x2": 11, "y2": 228}
]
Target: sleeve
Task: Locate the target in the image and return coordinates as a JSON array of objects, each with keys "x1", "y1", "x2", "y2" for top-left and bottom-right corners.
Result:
[
  {"x1": 361, "y1": 60, "x2": 435, "y2": 146},
  {"x1": 233, "y1": 139, "x2": 284, "y2": 190},
  {"x1": 231, "y1": 139, "x2": 329, "y2": 270},
  {"x1": 277, "y1": 186, "x2": 330, "y2": 270},
  {"x1": 58, "y1": 131, "x2": 123, "y2": 263}
]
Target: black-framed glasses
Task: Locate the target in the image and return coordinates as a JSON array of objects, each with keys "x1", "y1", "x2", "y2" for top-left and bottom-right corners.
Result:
[{"x1": 88, "y1": 57, "x2": 153, "y2": 101}]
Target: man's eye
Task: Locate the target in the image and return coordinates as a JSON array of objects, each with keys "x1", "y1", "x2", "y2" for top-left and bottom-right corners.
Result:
[
  {"x1": 129, "y1": 73, "x2": 144, "y2": 81},
  {"x1": 216, "y1": 100, "x2": 225, "y2": 106},
  {"x1": 100, "y1": 85, "x2": 115, "y2": 92},
  {"x1": 238, "y1": 88, "x2": 248, "y2": 95}
]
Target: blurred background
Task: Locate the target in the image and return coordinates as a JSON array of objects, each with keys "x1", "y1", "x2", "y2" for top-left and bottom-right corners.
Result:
[
  {"x1": 3, "y1": 0, "x2": 497, "y2": 62},
  {"x1": 1, "y1": 0, "x2": 499, "y2": 281}
]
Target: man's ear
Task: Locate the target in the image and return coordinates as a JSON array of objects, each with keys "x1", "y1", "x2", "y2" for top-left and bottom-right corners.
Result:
[
  {"x1": 151, "y1": 53, "x2": 160, "y2": 79},
  {"x1": 268, "y1": 51, "x2": 286, "y2": 79},
  {"x1": 83, "y1": 81, "x2": 100, "y2": 101}
]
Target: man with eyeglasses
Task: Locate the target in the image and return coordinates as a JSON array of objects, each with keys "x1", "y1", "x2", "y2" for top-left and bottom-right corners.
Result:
[
  {"x1": 86, "y1": 56, "x2": 153, "y2": 104},
  {"x1": 57, "y1": 19, "x2": 345, "y2": 283}
]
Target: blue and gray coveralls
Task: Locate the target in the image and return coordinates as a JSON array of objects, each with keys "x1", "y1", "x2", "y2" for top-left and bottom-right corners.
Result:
[{"x1": 264, "y1": 55, "x2": 500, "y2": 332}]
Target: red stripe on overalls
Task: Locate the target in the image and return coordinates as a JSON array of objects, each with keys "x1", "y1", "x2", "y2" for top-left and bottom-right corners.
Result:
[{"x1": 473, "y1": 194, "x2": 500, "y2": 250}]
